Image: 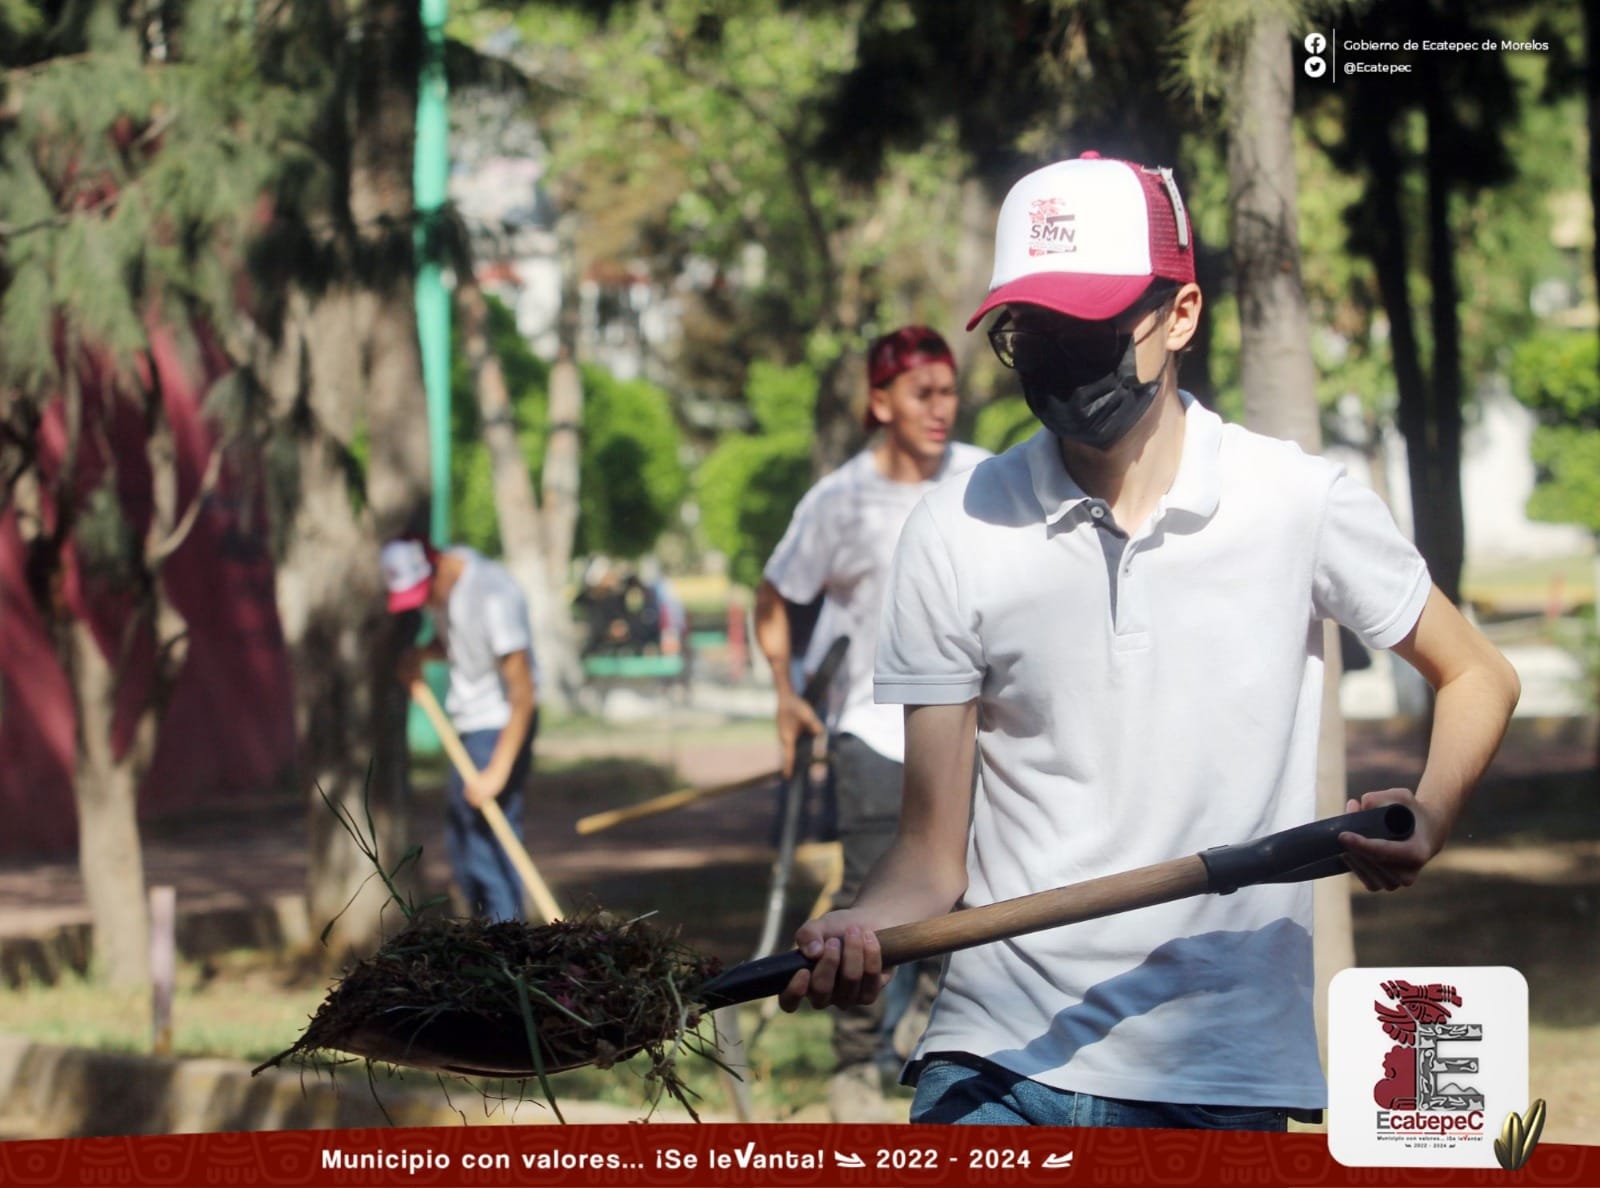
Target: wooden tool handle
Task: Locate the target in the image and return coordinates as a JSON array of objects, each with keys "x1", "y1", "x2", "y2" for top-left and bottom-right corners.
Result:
[
  {"x1": 876, "y1": 855, "x2": 1211, "y2": 967},
  {"x1": 409, "y1": 680, "x2": 565, "y2": 924},
  {"x1": 575, "y1": 768, "x2": 779, "y2": 834},
  {"x1": 695, "y1": 805, "x2": 1412, "y2": 1010},
  {"x1": 697, "y1": 854, "x2": 1210, "y2": 1009}
]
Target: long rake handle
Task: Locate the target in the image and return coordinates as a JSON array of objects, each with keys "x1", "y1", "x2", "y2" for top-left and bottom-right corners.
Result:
[
  {"x1": 575, "y1": 769, "x2": 781, "y2": 834},
  {"x1": 410, "y1": 680, "x2": 565, "y2": 924}
]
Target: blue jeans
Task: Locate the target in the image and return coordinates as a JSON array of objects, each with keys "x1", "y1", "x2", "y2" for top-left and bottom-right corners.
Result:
[
  {"x1": 910, "y1": 1055, "x2": 1289, "y2": 1130},
  {"x1": 445, "y1": 724, "x2": 533, "y2": 923}
]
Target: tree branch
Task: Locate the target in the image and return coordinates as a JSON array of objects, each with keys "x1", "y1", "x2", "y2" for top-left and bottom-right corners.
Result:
[{"x1": 146, "y1": 445, "x2": 224, "y2": 566}]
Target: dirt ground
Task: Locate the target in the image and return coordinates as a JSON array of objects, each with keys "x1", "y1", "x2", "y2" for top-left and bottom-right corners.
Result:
[
  {"x1": 3, "y1": 714, "x2": 1594, "y2": 1141},
  {"x1": 514, "y1": 716, "x2": 1600, "y2": 1144}
]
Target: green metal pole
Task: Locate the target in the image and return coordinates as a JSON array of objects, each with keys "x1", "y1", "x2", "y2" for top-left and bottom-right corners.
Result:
[
  {"x1": 412, "y1": 0, "x2": 451, "y2": 754},
  {"x1": 415, "y1": 0, "x2": 451, "y2": 545}
]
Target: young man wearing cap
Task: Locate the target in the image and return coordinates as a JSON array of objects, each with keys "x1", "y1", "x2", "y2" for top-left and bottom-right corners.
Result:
[
  {"x1": 779, "y1": 155, "x2": 1520, "y2": 1128},
  {"x1": 382, "y1": 538, "x2": 539, "y2": 923},
  {"x1": 755, "y1": 326, "x2": 989, "y2": 1120}
]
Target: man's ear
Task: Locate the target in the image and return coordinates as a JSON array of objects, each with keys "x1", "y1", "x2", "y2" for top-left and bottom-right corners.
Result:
[
  {"x1": 866, "y1": 385, "x2": 892, "y2": 428},
  {"x1": 1164, "y1": 283, "x2": 1204, "y2": 353}
]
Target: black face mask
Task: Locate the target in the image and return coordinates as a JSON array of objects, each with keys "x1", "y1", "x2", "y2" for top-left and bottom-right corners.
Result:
[
  {"x1": 1015, "y1": 331, "x2": 1162, "y2": 450},
  {"x1": 990, "y1": 308, "x2": 1168, "y2": 450}
]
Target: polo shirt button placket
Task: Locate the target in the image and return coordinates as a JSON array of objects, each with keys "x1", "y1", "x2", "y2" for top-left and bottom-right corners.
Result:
[{"x1": 1113, "y1": 537, "x2": 1150, "y2": 650}]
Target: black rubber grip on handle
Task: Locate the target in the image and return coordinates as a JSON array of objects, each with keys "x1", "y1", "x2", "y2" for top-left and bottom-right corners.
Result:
[
  {"x1": 801, "y1": 634, "x2": 850, "y2": 708},
  {"x1": 698, "y1": 949, "x2": 809, "y2": 1010},
  {"x1": 1199, "y1": 804, "x2": 1415, "y2": 894}
]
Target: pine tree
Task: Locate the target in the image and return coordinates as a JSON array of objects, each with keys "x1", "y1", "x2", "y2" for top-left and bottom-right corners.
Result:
[
  {"x1": 0, "y1": 0, "x2": 321, "y2": 986},
  {"x1": 1, "y1": 0, "x2": 433, "y2": 978}
]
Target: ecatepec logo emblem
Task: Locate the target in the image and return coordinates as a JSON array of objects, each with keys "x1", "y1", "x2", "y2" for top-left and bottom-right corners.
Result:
[
  {"x1": 1372, "y1": 979, "x2": 1482, "y2": 1112},
  {"x1": 1329, "y1": 967, "x2": 1528, "y2": 1169},
  {"x1": 1027, "y1": 197, "x2": 1076, "y2": 256}
]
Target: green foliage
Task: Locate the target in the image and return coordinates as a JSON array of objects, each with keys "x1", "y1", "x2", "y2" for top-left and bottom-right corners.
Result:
[
  {"x1": 1526, "y1": 426, "x2": 1600, "y2": 533},
  {"x1": 449, "y1": 297, "x2": 550, "y2": 555},
  {"x1": 458, "y1": 0, "x2": 970, "y2": 432},
  {"x1": 972, "y1": 397, "x2": 1037, "y2": 455},
  {"x1": 695, "y1": 430, "x2": 812, "y2": 588},
  {"x1": 745, "y1": 361, "x2": 817, "y2": 434},
  {"x1": 579, "y1": 365, "x2": 688, "y2": 559},
  {"x1": 447, "y1": 294, "x2": 685, "y2": 559},
  {"x1": 1510, "y1": 328, "x2": 1600, "y2": 535},
  {"x1": 0, "y1": 5, "x2": 320, "y2": 391},
  {"x1": 0, "y1": 0, "x2": 43, "y2": 43},
  {"x1": 1510, "y1": 329, "x2": 1600, "y2": 425},
  {"x1": 1170, "y1": 0, "x2": 1353, "y2": 107}
]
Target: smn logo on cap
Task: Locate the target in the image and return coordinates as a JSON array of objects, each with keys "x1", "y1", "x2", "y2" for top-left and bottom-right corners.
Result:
[{"x1": 1027, "y1": 198, "x2": 1076, "y2": 256}]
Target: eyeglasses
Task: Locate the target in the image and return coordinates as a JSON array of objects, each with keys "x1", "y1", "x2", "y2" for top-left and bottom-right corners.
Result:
[
  {"x1": 987, "y1": 285, "x2": 1179, "y2": 372},
  {"x1": 988, "y1": 315, "x2": 1124, "y2": 372}
]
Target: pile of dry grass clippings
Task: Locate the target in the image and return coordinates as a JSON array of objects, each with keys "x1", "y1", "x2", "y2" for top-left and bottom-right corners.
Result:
[{"x1": 254, "y1": 909, "x2": 727, "y2": 1121}]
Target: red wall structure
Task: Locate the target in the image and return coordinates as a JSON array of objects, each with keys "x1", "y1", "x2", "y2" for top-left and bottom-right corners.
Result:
[{"x1": 0, "y1": 325, "x2": 297, "y2": 859}]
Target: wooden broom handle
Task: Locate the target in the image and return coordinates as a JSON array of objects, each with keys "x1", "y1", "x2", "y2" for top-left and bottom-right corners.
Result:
[{"x1": 409, "y1": 680, "x2": 565, "y2": 924}]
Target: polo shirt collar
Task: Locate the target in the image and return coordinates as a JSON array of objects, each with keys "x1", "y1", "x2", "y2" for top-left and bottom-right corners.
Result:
[
  {"x1": 1023, "y1": 428, "x2": 1092, "y2": 527},
  {"x1": 1162, "y1": 394, "x2": 1223, "y2": 520},
  {"x1": 1022, "y1": 391, "x2": 1223, "y2": 527}
]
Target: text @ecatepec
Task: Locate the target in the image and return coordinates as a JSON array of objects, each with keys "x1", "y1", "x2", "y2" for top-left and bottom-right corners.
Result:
[{"x1": 1300, "y1": 31, "x2": 1550, "y2": 81}]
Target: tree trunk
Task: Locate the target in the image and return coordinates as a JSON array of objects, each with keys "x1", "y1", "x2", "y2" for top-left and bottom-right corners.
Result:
[
  {"x1": 274, "y1": 0, "x2": 431, "y2": 964},
  {"x1": 282, "y1": 286, "x2": 427, "y2": 964},
  {"x1": 1587, "y1": 0, "x2": 1600, "y2": 772},
  {"x1": 1589, "y1": 0, "x2": 1600, "y2": 363},
  {"x1": 810, "y1": 349, "x2": 863, "y2": 477},
  {"x1": 946, "y1": 177, "x2": 997, "y2": 384},
  {"x1": 457, "y1": 277, "x2": 581, "y2": 715},
  {"x1": 1421, "y1": 87, "x2": 1465, "y2": 606},
  {"x1": 1225, "y1": 9, "x2": 1352, "y2": 1050},
  {"x1": 810, "y1": 245, "x2": 865, "y2": 477},
  {"x1": 56, "y1": 388, "x2": 197, "y2": 989},
  {"x1": 538, "y1": 210, "x2": 585, "y2": 701},
  {"x1": 63, "y1": 618, "x2": 153, "y2": 988},
  {"x1": 1356, "y1": 110, "x2": 1437, "y2": 586}
]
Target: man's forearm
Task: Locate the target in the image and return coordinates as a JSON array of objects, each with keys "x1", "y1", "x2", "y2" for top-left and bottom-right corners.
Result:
[
  {"x1": 848, "y1": 701, "x2": 977, "y2": 930},
  {"x1": 482, "y1": 696, "x2": 536, "y2": 789},
  {"x1": 1414, "y1": 666, "x2": 1519, "y2": 841},
  {"x1": 1392, "y1": 587, "x2": 1522, "y2": 846},
  {"x1": 753, "y1": 580, "x2": 797, "y2": 696},
  {"x1": 851, "y1": 829, "x2": 970, "y2": 930}
]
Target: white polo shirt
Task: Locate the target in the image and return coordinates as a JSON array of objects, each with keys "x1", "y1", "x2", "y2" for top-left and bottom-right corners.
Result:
[
  {"x1": 765, "y1": 442, "x2": 990, "y2": 763},
  {"x1": 875, "y1": 396, "x2": 1430, "y2": 1108},
  {"x1": 437, "y1": 548, "x2": 538, "y2": 734}
]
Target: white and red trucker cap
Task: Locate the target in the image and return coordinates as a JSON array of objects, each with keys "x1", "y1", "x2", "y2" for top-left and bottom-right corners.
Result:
[
  {"x1": 380, "y1": 539, "x2": 433, "y2": 613},
  {"x1": 966, "y1": 152, "x2": 1195, "y2": 330}
]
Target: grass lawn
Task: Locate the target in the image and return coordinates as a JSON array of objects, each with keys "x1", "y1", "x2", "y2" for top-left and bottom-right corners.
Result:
[
  {"x1": 0, "y1": 947, "x2": 838, "y2": 1122},
  {"x1": 0, "y1": 950, "x2": 329, "y2": 1067},
  {"x1": 1464, "y1": 551, "x2": 1596, "y2": 615}
]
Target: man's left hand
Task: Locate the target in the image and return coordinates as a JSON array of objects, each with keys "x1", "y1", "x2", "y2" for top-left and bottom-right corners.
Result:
[
  {"x1": 1339, "y1": 787, "x2": 1443, "y2": 892},
  {"x1": 464, "y1": 769, "x2": 504, "y2": 809}
]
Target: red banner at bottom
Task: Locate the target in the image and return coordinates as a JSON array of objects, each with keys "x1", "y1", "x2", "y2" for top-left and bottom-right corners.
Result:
[{"x1": 0, "y1": 1126, "x2": 1592, "y2": 1186}]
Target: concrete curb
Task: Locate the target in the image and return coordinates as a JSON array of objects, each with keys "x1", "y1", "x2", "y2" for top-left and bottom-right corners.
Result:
[
  {"x1": 1, "y1": 895, "x2": 311, "y2": 989},
  {"x1": 0, "y1": 1033, "x2": 656, "y2": 1138}
]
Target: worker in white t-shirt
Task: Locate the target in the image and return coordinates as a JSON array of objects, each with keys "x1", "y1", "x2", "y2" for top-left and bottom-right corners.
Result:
[
  {"x1": 778, "y1": 154, "x2": 1521, "y2": 1130},
  {"x1": 383, "y1": 538, "x2": 540, "y2": 923},
  {"x1": 756, "y1": 327, "x2": 989, "y2": 1120}
]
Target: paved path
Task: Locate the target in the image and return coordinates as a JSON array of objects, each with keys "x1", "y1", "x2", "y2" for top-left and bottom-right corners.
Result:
[
  {"x1": 0, "y1": 715, "x2": 1592, "y2": 956},
  {"x1": 0, "y1": 727, "x2": 783, "y2": 955}
]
